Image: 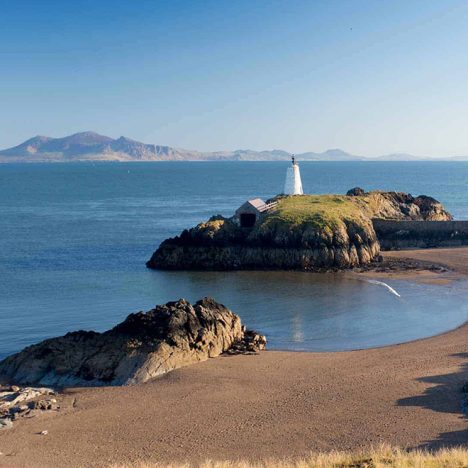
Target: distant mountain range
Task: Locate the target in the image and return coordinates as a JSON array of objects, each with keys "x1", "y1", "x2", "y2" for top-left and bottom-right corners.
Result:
[{"x1": 0, "y1": 131, "x2": 467, "y2": 162}]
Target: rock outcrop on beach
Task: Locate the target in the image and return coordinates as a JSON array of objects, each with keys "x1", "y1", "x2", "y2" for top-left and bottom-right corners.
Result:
[
  {"x1": 147, "y1": 191, "x2": 453, "y2": 271},
  {"x1": 0, "y1": 298, "x2": 266, "y2": 387},
  {"x1": 0, "y1": 386, "x2": 58, "y2": 430}
]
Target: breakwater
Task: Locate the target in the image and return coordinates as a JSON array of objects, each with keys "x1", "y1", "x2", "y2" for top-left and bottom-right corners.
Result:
[{"x1": 373, "y1": 219, "x2": 468, "y2": 250}]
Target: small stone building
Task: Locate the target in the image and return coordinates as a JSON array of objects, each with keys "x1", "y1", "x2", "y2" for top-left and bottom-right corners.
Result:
[{"x1": 234, "y1": 198, "x2": 277, "y2": 228}]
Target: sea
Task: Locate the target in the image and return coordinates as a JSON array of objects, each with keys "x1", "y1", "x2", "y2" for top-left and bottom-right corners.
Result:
[{"x1": 1, "y1": 161, "x2": 468, "y2": 358}]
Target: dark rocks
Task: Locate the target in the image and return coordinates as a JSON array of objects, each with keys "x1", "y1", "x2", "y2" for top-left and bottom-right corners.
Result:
[
  {"x1": 412, "y1": 195, "x2": 453, "y2": 221},
  {"x1": 347, "y1": 187, "x2": 367, "y2": 196},
  {"x1": 147, "y1": 209, "x2": 380, "y2": 271},
  {"x1": 147, "y1": 244, "x2": 381, "y2": 271},
  {"x1": 228, "y1": 329, "x2": 268, "y2": 355},
  {"x1": 353, "y1": 189, "x2": 453, "y2": 221},
  {"x1": 357, "y1": 256, "x2": 448, "y2": 274},
  {"x1": 0, "y1": 298, "x2": 265, "y2": 387},
  {"x1": 462, "y1": 382, "x2": 468, "y2": 414}
]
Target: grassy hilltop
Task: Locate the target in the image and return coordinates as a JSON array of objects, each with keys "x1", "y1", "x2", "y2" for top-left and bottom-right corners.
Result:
[
  {"x1": 263, "y1": 195, "x2": 369, "y2": 230},
  {"x1": 262, "y1": 189, "x2": 451, "y2": 230}
]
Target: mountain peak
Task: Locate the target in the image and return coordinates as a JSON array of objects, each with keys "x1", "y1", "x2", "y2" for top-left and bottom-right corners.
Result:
[
  {"x1": 62, "y1": 131, "x2": 113, "y2": 145},
  {"x1": 71, "y1": 131, "x2": 101, "y2": 136},
  {"x1": 116, "y1": 136, "x2": 137, "y2": 143},
  {"x1": 323, "y1": 148, "x2": 349, "y2": 156}
]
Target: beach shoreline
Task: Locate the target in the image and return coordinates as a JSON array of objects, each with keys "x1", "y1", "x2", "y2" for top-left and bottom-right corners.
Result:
[{"x1": 0, "y1": 247, "x2": 467, "y2": 467}]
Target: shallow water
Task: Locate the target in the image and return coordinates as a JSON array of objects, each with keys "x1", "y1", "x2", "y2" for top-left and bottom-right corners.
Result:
[{"x1": 1, "y1": 161, "x2": 468, "y2": 357}]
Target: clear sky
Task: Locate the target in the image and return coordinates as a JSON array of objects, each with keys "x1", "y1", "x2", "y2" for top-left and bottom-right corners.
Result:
[{"x1": 2, "y1": 0, "x2": 468, "y2": 156}]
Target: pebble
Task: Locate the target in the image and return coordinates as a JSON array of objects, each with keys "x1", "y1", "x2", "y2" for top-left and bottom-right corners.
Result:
[{"x1": 0, "y1": 418, "x2": 13, "y2": 430}]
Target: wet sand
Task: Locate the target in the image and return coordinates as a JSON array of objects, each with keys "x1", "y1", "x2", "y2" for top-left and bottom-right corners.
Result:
[
  {"x1": 383, "y1": 247, "x2": 468, "y2": 276},
  {"x1": 0, "y1": 248, "x2": 467, "y2": 467}
]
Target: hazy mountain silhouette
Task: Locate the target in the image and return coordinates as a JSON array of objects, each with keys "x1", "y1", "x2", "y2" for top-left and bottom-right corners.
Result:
[{"x1": 0, "y1": 131, "x2": 464, "y2": 162}]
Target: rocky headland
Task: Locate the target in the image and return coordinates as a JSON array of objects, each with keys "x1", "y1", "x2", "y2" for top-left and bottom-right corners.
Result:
[
  {"x1": 346, "y1": 187, "x2": 453, "y2": 221},
  {"x1": 0, "y1": 298, "x2": 266, "y2": 388},
  {"x1": 147, "y1": 189, "x2": 452, "y2": 271}
]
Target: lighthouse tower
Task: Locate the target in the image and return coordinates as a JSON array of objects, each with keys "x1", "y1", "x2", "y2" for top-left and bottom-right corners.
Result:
[{"x1": 283, "y1": 156, "x2": 303, "y2": 195}]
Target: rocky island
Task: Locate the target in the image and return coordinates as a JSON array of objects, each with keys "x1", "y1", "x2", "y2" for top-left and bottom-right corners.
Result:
[
  {"x1": 0, "y1": 298, "x2": 266, "y2": 387},
  {"x1": 147, "y1": 189, "x2": 452, "y2": 271}
]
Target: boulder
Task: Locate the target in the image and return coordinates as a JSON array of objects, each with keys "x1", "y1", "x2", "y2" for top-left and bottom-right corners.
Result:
[
  {"x1": 0, "y1": 298, "x2": 265, "y2": 387},
  {"x1": 412, "y1": 195, "x2": 453, "y2": 221},
  {"x1": 228, "y1": 329, "x2": 267, "y2": 354},
  {"x1": 0, "y1": 418, "x2": 13, "y2": 430},
  {"x1": 346, "y1": 187, "x2": 367, "y2": 196}
]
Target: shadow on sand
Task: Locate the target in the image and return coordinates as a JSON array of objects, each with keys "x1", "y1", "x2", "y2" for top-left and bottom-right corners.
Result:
[{"x1": 397, "y1": 352, "x2": 468, "y2": 448}]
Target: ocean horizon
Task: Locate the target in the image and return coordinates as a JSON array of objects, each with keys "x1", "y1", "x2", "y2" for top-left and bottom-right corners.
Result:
[{"x1": 1, "y1": 161, "x2": 468, "y2": 359}]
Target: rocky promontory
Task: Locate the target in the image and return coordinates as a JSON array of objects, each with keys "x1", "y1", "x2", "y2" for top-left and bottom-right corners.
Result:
[
  {"x1": 147, "y1": 190, "x2": 452, "y2": 271},
  {"x1": 0, "y1": 298, "x2": 266, "y2": 387},
  {"x1": 346, "y1": 187, "x2": 453, "y2": 221}
]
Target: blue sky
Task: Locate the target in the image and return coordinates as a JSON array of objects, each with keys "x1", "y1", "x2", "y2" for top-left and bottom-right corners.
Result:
[{"x1": 1, "y1": 0, "x2": 468, "y2": 156}]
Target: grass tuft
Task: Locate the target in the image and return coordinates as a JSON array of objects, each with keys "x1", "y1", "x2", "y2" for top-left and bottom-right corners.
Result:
[{"x1": 111, "y1": 444, "x2": 468, "y2": 468}]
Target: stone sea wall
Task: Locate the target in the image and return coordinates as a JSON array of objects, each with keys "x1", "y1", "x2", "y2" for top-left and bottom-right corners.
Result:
[{"x1": 373, "y1": 219, "x2": 468, "y2": 250}]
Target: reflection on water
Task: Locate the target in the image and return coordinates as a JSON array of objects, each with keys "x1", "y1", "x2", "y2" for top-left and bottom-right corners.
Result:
[
  {"x1": 146, "y1": 270, "x2": 468, "y2": 352},
  {"x1": 291, "y1": 314, "x2": 304, "y2": 343}
]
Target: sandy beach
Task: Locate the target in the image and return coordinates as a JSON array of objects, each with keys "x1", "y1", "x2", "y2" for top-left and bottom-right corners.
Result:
[{"x1": 1, "y1": 248, "x2": 467, "y2": 467}]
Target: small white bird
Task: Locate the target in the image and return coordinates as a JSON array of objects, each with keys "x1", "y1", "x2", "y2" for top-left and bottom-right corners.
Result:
[{"x1": 367, "y1": 279, "x2": 401, "y2": 297}]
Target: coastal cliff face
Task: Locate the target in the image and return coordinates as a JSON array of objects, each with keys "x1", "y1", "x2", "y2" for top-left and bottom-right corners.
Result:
[
  {"x1": 0, "y1": 298, "x2": 265, "y2": 387},
  {"x1": 148, "y1": 191, "x2": 452, "y2": 271}
]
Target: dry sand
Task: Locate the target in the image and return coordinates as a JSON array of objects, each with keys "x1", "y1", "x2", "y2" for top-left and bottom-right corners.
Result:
[{"x1": 0, "y1": 248, "x2": 467, "y2": 467}]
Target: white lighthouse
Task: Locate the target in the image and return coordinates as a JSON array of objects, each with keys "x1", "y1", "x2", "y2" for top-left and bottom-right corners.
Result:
[{"x1": 283, "y1": 156, "x2": 303, "y2": 195}]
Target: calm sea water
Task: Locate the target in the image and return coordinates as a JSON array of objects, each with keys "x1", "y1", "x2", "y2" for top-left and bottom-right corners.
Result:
[{"x1": 1, "y1": 161, "x2": 468, "y2": 358}]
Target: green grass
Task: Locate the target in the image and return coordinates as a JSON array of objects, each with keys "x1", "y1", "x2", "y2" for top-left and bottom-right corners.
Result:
[{"x1": 261, "y1": 195, "x2": 367, "y2": 231}]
